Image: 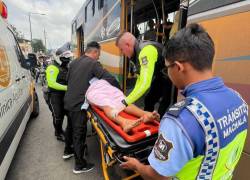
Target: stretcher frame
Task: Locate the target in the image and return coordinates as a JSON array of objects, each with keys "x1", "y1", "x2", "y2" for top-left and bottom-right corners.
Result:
[{"x1": 87, "y1": 108, "x2": 158, "y2": 180}]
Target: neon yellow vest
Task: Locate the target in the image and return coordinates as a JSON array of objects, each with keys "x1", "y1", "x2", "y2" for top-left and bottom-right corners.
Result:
[
  {"x1": 176, "y1": 131, "x2": 247, "y2": 180},
  {"x1": 175, "y1": 97, "x2": 247, "y2": 180},
  {"x1": 46, "y1": 64, "x2": 67, "y2": 91}
]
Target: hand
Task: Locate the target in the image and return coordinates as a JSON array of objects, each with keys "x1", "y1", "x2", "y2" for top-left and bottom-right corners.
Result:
[{"x1": 120, "y1": 156, "x2": 140, "y2": 171}]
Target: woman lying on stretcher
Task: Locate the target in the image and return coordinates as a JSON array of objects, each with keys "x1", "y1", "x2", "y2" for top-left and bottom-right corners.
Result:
[{"x1": 86, "y1": 78, "x2": 160, "y2": 132}]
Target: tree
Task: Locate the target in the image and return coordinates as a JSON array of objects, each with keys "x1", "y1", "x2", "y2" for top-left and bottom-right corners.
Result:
[{"x1": 31, "y1": 39, "x2": 46, "y2": 53}]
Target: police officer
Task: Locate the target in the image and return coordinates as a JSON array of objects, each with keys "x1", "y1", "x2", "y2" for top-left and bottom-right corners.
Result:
[
  {"x1": 116, "y1": 32, "x2": 172, "y2": 117},
  {"x1": 120, "y1": 23, "x2": 248, "y2": 179},
  {"x1": 46, "y1": 49, "x2": 73, "y2": 141}
]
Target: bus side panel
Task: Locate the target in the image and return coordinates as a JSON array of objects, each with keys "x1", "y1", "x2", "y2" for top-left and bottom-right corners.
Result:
[
  {"x1": 99, "y1": 40, "x2": 123, "y2": 84},
  {"x1": 198, "y1": 11, "x2": 250, "y2": 151},
  {"x1": 233, "y1": 152, "x2": 250, "y2": 180},
  {"x1": 83, "y1": 0, "x2": 123, "y2": 85},
  {"x1": 84, "y1": 0, "x2": 121, "y2": 44},
  {"x1": 194, "y1": 11, "x2": 250, "y2": 179}
]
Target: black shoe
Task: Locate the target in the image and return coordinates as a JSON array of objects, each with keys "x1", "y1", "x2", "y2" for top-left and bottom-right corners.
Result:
[
  {"x1": 63, "y1": 150, "x2": 74, "y2": 160},
  {"x1": 56, "y1": 134, "x2": 65, "y2": 142},
  {"x1": 63, "y1": 152, "x2": 74, "y2": 160},
  {"x1": 73, "y1": 163, "x2": 94, "y2": 174}
]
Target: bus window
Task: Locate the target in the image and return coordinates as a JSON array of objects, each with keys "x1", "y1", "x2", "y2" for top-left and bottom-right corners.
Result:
[
  {"x1": 85, "y1": 0, "x2": 93, "y2": 22},
  {"x1": 98, "y1": 0, "x2": 104, "y2": 10},
  {"x1": 85, "y1": 6, "x2": 87, "y2": 22},
  {"x1": 92, "y1": 0, "x2": 95, "y2": 16}
]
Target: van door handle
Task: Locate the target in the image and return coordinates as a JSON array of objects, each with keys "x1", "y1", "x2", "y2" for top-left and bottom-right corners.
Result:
[
  {"x1": 15, "y1": 78, "x2": 21, "y2": 82},
  {"x1": 22, "y1": 75, "x2": 26, "y2": 79}
]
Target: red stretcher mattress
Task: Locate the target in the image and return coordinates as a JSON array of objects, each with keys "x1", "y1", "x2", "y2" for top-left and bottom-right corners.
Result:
[{"x1": 91, "y1": 106, "x2": 159, "y2": 143}]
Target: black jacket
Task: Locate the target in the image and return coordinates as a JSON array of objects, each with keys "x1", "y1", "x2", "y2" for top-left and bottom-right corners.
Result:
[{"x1": 64, "y1": 55, "x2": 120, "y2": 111}]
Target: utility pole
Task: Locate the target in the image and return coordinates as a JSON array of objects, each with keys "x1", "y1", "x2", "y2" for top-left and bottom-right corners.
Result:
[
  {"x1": 28, "y1": 13, "x2": 33, "y2": 51},
  {"x1": 28, "y1": 12, "x2": 46, "y2": 52},
  {"x1": 44, "y1": 28, "x2": 47, "y2": 53}
]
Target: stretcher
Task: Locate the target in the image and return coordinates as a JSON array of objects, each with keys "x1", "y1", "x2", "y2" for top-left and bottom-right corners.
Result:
[{"x1": 88, "y1": 106, "x2": 159, "y2": 180}]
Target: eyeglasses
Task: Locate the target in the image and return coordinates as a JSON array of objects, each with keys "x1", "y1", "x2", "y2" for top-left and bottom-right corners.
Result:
[
  {"x1": 161, "y1": 62, "x2": 176, "y2": 77},
  {"x1": 165, "y1": 62, "x2": 176, "y2": 69}
]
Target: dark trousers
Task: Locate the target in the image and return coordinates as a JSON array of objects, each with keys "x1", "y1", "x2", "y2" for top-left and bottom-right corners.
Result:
[
  {"x1": 35, "y1": 71, "x2": 40, "y2": 83},
  {"x1": 65, "y1": 110, "x2": 88, "y2": 167},
  {"x1": 144, "y1": 76, "x2": 172, "y2": 118},
  {"x1": 48, "y1": 93, "x2": 66, "y2": 135}
]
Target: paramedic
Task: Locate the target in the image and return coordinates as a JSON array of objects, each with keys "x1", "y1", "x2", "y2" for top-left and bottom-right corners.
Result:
[
  {"x1": 120, "y1": 23, "x2": 248, "y2": 180},
  {"x1": 116, "y1": 32, "x2": 173, "y2": 117}
]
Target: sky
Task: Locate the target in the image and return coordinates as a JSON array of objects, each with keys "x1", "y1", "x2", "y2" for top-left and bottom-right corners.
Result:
[{"x1": 6, "y1": 0, "x2": 85, "y2": 50}]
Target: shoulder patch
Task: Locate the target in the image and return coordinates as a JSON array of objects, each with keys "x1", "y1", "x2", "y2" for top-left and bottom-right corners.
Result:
[
  {"x1": 141, "y1": 56, "x2": 148, "y2": 65},
  {"x1": 154, "y1": 134, "x2": 173, "y2": 161},
  {"x1": 49, "y1": 70, "x2": 54, "y2": 75},
  {"x1": 167, "y1": 98, "x2": 191, "y2": 117}
]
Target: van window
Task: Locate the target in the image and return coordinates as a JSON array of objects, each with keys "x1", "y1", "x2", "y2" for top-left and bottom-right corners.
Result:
[{"x1": 8, "y1": 28, "x2": 24, "y2": 65}]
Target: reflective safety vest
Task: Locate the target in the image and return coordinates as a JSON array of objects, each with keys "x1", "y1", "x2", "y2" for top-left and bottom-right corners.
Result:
[
  {"x1": 46, "y1": 63, "x2": 67, "y2": 92},
  {"x1": 125, "y1": 41, "x2": 165, "y2": 105},
  {"x1": 175, "y1": 97, "x2": 248, "y2": 180}
]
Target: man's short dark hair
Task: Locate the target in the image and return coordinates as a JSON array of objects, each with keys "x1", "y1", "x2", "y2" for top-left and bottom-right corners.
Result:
[
  {"x1": 85, "y1": 41, "x2": 100, "y2": 53},
  {"x1": 164, "y1": 23, "x2": 215, "y2": 71}
]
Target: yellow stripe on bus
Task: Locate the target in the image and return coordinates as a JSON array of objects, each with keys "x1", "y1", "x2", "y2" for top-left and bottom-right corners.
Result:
[
  {"x1": 215, "y1": 61, "x2": 250, "y2": 85},
  {"x1": 102, "y1": 64, "x2": 122, "y2": 74},
  {"x1": 199, "y1": 11, "x2": 250, "y2": 60},
  {"x1": 197, "y1": 11, "x2": 250, "y2": 85},
  {"x1": 100, "y1": 41, "x2": 121, "y2": 56}
]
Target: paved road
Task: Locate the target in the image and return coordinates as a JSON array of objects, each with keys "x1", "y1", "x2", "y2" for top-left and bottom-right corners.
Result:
[{"x1": 6, "y1": 85, "x2": 103, "y2": 180}]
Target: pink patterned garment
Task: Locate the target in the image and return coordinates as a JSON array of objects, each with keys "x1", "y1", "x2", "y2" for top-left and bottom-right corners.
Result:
[{"x1": 86, "y1": 79, "x2": 126, "y2": 112}]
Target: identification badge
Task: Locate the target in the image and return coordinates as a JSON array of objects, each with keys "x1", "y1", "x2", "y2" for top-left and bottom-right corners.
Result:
[
  {"x1": 154, "y1": 134, "x2": 173, "y2": 161},
  {"x1": 141, "y1": 56, "x2": 148, "y2": 66}
]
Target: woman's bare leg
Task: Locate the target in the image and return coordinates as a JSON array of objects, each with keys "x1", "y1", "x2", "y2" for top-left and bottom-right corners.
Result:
[
  {"x1": 124, "y1": 104, "x2": 160, "y2": 123},
  {"x1": 142, "y1": 111, "x2": 160, "y2": 123},
  {"x1": 102, "y1": 106, "x2": 142, "y2": 132}
]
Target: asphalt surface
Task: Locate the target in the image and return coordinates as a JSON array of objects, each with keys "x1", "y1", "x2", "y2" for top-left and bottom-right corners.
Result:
[{"x1": 6, "y1": 85, "x2": 103, "y2": 180}]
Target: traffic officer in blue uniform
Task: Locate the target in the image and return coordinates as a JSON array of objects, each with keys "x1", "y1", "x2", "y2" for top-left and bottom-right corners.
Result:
[{"x1": 120, "y1": 23, "x2": 248, "y2": 179}]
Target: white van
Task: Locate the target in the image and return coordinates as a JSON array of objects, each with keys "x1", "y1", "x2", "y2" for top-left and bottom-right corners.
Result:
[{"x1": 0, "y1": 1, "x2": 39, "y2": 179}]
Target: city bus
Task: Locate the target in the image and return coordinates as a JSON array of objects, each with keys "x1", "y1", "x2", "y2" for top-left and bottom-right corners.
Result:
[
  {"x1": 71, "y1": 0, "x2": 188, "y2": 88},
  {"x1": 71, "y1": 0, "x2": 250, "y2": 179}
]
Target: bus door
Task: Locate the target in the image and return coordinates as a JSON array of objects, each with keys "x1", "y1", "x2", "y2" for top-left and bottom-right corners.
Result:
[
  {"x1": 123, "y1": 0, "x2": 189, "y2": 108},
  {"x1": 77, "y1": 25, "x2": 84, "y2": 57}
]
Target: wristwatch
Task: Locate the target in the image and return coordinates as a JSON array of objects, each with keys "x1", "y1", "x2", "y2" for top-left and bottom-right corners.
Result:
[{"x1": 121, "y1": 99, "x2": 128, "y2": 107}]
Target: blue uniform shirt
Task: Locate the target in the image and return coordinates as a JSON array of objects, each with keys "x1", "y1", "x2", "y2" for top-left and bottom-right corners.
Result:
[
  {"x1": 148, "y1": 117, "x2": 194, "y2": 176},
  {"x1": 148, "y1": 77, "x2": 248, "y2": 177}
]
